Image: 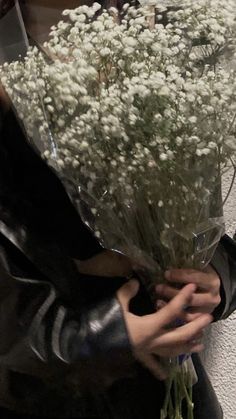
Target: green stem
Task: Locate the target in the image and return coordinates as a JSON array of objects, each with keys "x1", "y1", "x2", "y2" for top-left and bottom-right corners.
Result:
[
  {"x1": 174, "y1": 370, "x2": 182, "y2": 418},
  {"x1": 161, "y1": 375, "x2": 174, "y2": 419},
  {"x1": 179, "y1": 370, "x2": 194, "y2": 409},
  {"x1": 178, "y1": 366, "x2": 194, "y2": 419},
  {"x1": 161, "y1": 361, "x2": 195, "y2": 419}
]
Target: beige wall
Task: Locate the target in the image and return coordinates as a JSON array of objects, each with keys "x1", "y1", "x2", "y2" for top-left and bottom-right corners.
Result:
[{"x1": 202, "y1": 169, "x2": 236, "y2": 419}]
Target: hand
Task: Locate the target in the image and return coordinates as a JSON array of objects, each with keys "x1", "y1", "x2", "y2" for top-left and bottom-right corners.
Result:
[
  {"x1": 117, "y1": 280, "x2": 212, "y2": 380},
  {"x1": 75, "y1": 250, "x2": 132, "y2": 277},
  {"x1": 156, "y1": 266, "x2": 221, "y2": 322}
]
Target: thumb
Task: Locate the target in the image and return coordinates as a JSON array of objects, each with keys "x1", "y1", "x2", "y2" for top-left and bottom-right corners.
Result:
[{"x1": 117, "y1": 279, "x2": 139, "y2": 312}]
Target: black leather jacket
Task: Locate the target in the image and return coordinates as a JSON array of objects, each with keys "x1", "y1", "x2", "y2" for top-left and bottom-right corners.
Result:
[{"x1": 0, "y1": 109, "x2": 235, "y2": 418}]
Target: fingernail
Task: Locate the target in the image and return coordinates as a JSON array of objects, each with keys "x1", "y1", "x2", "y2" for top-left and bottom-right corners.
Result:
[
  {"x1": 187, "y1": 283, "x2": 196, "y2": 293},
  {"x1": 156, "y1": 299, "x2": 166, "y2": 310},
  {"x1": 207, "y1": 314, "x2": 213, "y2": 323}
]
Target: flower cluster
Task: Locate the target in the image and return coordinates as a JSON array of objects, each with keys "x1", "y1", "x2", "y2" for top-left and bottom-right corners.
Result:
[{"x1": 1, "y1": 0, "x2": 236, "y2": 258}]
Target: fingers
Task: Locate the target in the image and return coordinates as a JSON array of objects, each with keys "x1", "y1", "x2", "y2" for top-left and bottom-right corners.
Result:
[
  {"x1": 156, "y1": 341, "x2": 205, "y2": 357},
  {"x1": 184, "y1": 311, "x2": 210, "y2": 322},
  {"x1": 117, "y1": 279, "x2": 140, "y2": 312},
  {"x1": 156, "y1": 284, "x2": 221, "y2": 309},
  {"x1": 152, "y1": 313, "x2": 212, "y2": 348},
  {"x1": 164, "y1": 269, "x2": 220, "y2": 294},
  {"x1": 77, "y1": 250, "x2": 132, "y2": 277},
  {"x1": 122, "y1": 281, "x2": 209, "y2": 362},
  {"x1": 153, "y1": 331, "x2": 204, "y2": 357},
  {"x1": 147, "y1": 283, "x2": 196, "y2": 334},
  {"x1": 156, "y1": 284, "x2": 178, "y2": 300}
]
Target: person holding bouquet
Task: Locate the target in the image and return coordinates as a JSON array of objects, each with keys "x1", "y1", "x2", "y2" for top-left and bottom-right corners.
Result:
[{"x1": 0, "y1": 1, "x2": 235, "y2": 419}]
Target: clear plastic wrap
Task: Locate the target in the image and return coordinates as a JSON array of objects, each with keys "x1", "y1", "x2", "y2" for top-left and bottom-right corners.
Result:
[
  {"x1": 1, "y1": 1, "x2": 236, "y2": 418},
  {"x1": 0, "y1": 1, "x2": 28, "y2": 62}
]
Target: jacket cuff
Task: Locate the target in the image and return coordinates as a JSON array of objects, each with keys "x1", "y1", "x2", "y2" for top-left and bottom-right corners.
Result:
[
  {"x1": 210, "y1": 242, "x2": 230, "y2": 321},
  {"x1": 59, "y1": 297, "x2": 135, "y2": 388}
]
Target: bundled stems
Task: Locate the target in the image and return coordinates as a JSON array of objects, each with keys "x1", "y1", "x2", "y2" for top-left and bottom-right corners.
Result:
[{"x1": 161, "y1": 362, "x2": 194, "y2": 419}]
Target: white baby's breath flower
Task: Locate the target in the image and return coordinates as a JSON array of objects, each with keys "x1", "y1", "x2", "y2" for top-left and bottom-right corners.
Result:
[
  {"x1": 72, "y1": 159, "x2": 80, "y2": 168},
  {"x1": 160, "y1": 153, "x2": 168, "y2": 161},
  {"x1": 159, "y1": 86, "x2": 170, "y2": 96},
  {"x1": 62, "y1": 9, "x2": 71, "y2": 16},
  {"x1": 189, "y1": 116, "x2": 197, "y2": 124},
  {"x1": 100, "y1": 47, "x2": 111, "y2": 57},
  {"x1": 176, "y1": 137, "x2": 183, "y2": 146}
]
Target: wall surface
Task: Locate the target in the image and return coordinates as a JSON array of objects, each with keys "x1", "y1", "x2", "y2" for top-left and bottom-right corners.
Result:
[{"x1": 201, "y1": 169, "x2": 236, "y2": 419}]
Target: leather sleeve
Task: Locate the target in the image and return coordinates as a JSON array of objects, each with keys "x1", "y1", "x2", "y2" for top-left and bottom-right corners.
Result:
[
  {"x1": 211, "y1": 235, "x2": 236, "y2": 320},
  {"x1": 0, "y1": 239, "x2": 134, "y2": 390},
  {"x1": 0, "y1": 107, "x2": 134, "y2": 389}
]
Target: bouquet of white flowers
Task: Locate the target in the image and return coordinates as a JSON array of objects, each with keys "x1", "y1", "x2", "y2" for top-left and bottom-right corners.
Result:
[{"x1": 1, "y1": 1, "x2": 236, "y2": 418}]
